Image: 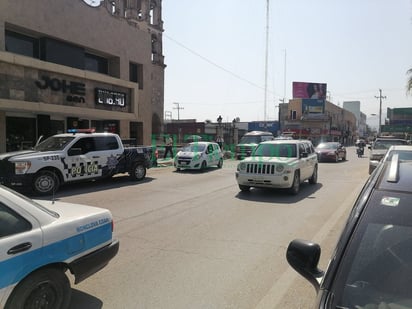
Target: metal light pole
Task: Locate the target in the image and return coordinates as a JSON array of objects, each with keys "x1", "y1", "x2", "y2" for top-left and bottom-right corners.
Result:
[
  {"x1": 173, "y1": 102, "x2": 184, "y2": 120},
  {"x1": 375, "y1": 89, "x2": 386, "y2": 136},
  {"x1": 263, "y1": 0, "x2": 269, "y2": 126}
]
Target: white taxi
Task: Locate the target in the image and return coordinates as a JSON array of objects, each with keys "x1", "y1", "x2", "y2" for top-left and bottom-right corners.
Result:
[
  {"x1": 174, "y1": 142, "x2": 223, "y2": 171},
  {"x1": 0, "y1": 185, "x2": 119, "y2": 309}
]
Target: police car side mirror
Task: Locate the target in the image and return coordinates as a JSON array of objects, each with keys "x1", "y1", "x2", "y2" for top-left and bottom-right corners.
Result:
[
  {"x1": 286, "y1": 239, "x2": 324, "y2": 292},
  {"x1": 68, "y1": 148, "x2": 82, "y2": 156}
]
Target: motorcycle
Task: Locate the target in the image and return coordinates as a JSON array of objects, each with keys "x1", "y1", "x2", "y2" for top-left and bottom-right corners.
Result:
[{"x1": 356, "y1": 146, "x2": 364, "y2": 158}]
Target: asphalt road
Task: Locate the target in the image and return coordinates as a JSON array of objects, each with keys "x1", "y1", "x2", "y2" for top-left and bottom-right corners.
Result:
[{"x1": 49, "y1": 147, "x2": 370, "y2": 309}]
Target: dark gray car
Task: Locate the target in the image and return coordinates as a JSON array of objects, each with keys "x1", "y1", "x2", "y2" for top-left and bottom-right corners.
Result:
[
  {"x1": 368, "y1": 137, "x2": 408, "y2": 174},
  {"x1": 286, "y1": 153, "x2": 412, "y2": 308}
]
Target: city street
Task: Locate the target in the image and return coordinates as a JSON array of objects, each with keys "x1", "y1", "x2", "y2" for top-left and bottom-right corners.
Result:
[{"x1": 46, "y1": 147, "x2": 370, "y2": 309}]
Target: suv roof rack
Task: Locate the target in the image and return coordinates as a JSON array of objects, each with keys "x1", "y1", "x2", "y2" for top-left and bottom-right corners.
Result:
[{"x1": 387, "y1": 153, "x2": 400, "y2": 183}]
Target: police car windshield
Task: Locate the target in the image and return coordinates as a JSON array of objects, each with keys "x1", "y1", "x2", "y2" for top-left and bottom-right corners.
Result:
[
  {"x1": 35, "y1": 136, "x2": 75, "y2": 151},
  {"x1": 253, "y1": 143, "x2": 297, "y2": 157}
]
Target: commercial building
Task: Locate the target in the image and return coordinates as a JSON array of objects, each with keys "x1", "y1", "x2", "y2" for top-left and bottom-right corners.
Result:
[
  {"x1": 343, "y1": 101, "x2": 367, "y2": 139},
  {"x1": 0, "y1": 0, "x2": 165, "y2": 153},
  {"x1": 281, "y1": 98, "x2": 357, "y2": 146},
  {"x1": 381, "y1": 107, "x2": 412, "y2": 140}
]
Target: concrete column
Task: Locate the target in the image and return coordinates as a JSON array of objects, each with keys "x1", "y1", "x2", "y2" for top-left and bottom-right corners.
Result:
[
  {"x1": 141, "y1": 0, "x2": 149, "y2": 20},
  {"x1": 0, "y1": 111, "x2": 6, "y2": 153},
  {"x1": 0, "y1": 22, "x2": 5, "y2": 52},
  {"x1": 152, "y1": 0, "x2": 162, "y2": 26}
]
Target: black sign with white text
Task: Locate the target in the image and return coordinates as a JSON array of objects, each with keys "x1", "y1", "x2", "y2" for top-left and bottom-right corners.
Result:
[{"x1": 95, "y1": 88, "x2": 126, "y2": 107}]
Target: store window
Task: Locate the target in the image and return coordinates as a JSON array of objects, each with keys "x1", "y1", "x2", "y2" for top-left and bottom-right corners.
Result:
[
  {"x1": 5, "y1": 30, "x2": 39, "y2": 58},
  {"x1": 85, "y1": 53, "x2": 108, "y2": 74},
  {"x1": 129, "y1": 62, "x2": 143, "y2": 89},
  {"x1": 6, "y1": 117, "x2": 36, "y2": 152},
  {"x1": 40, "y1": 37, "x2": 84, "y2": 69},
  {"x1": 91, "y1": 120, "x2": 119, "y2": 134}
]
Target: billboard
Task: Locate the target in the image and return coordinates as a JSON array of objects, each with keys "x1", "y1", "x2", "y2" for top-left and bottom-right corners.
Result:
[
  {"x1": 302, "y1": 99, "x2": 325, "y2": 114},
  {"x1": 293, "y1": 82, "x2": 327, "y2": 100}
]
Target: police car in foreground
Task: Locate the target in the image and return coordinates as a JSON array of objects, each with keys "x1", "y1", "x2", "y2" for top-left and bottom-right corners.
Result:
[
  {"x1": 286, "y1": 150, "x2": 412, "y2": 308},
  {"x1": 0, "y1": 185, "x2": 119, "y2": 309}
]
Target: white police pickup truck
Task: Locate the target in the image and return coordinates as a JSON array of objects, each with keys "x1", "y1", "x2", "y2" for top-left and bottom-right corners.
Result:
[
  {"x1": 0, "y1": 130, "x2": 155, "y2": 195},
  {"x1": 0, "y1": 184, "x2": 119, "y2": 309}
]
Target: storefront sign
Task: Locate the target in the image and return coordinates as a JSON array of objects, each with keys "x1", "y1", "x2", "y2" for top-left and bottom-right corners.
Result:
[
  {"x1": 35, "y1": 75, "x2": 86, "y2": 103},
  {"x1": 95, "y1": 88, "x2": 126, "y2": 107}
]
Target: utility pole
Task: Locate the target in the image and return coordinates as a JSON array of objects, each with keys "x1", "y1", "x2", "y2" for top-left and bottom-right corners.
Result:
[
  {"x1": 173, "y1": 102, "x2": 184, "y2": 120},
  {"x1": 263, "y1": 0, "x2": 269, "y2": 128},
  {"x1": 375, "y1": 89, "x2": 386, "y2": 136}
]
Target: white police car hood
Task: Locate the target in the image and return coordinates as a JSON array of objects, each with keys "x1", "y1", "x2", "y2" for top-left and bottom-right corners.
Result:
[
  {"x1": 0, "y1": 149, "x2": 59, "y2": 161},
  {"x1": 34, "y1": 200, "x2": 113, "y2": 248}
]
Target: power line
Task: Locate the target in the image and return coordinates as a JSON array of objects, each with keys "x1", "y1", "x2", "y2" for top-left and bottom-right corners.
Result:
[{"x1": 164, "y1": 34, "x2": 279, "y2": 97}]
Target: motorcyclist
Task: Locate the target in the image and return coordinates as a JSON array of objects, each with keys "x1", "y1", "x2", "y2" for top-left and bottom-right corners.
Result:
[{"x1": 356, "y1": 140, "x2": 366, "y2": 157}]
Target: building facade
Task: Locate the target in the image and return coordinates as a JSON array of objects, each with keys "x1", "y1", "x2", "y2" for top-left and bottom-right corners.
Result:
[
  {"x1": 0, "y1": 0, "x2": 165, "y2": 153},
  {"x1": 382, "y1": 107, "x2": 412, "y2": 140},
  {"x1": 342, "y1": 101, "x2": 367, "y2": 139},
  {"x1": 281, "y1": 99, "x2": 357, "y2": 146}
]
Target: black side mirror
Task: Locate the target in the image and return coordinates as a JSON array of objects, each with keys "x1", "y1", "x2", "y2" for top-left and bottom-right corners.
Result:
[{"x1": 286, "y1": 239, "x2": 324, "y2": 292}]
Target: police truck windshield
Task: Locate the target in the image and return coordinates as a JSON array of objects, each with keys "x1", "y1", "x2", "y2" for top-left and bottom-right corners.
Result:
[{"x1": 34, "y1": 136, "x2": 76, "y2": 151}]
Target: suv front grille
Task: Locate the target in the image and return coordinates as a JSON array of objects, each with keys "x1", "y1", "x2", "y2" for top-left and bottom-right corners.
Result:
[
  {"x1": 245, "y1": 163, "x2": 276, "y2": 175},
  {"x1": 0, "y1": 160, "x2": 15, "y2": 182}
]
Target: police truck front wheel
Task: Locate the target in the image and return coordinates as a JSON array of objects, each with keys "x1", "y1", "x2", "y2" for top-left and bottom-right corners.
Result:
[
  {"x1": 130, "y1": 163, "x2": 146, "y2": 180},
  {"x1": 32, "y1": 170, "x2": 60, "y2": 196},
  {"x1": 5, "y1": 267, "x2": 71, "y2": 309}
]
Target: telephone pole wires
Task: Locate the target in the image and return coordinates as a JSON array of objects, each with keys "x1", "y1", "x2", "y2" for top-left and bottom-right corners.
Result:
[
  {"x1": 173, "y1": 102, "x2": 184, "y2": 120},
  {"x1": 375, "y1": 89, "x2": 386, "y2": 136}
]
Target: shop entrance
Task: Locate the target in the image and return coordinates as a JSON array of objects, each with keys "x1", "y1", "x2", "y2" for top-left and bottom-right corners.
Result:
[{"x1": 6, "y1": 117, "x2": 36, "y2": 152}]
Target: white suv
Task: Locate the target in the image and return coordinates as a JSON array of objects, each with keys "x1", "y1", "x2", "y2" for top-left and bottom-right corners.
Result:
[{"x1": 235, "y1": 140, "x2": 318, "y2": 195}]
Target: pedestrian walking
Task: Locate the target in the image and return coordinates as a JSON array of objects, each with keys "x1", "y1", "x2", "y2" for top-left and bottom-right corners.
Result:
[
  {"x1": 164, "y1": 136, "x2": 174, "y2": 158},
  {"x1": 216, "y1": 135, "x2": 224, "y2": 150}
]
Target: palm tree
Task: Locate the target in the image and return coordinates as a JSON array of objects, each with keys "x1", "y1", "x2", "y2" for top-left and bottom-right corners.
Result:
[{"x1": 407, "y1": 68, "x2": 412, "y2": 95}]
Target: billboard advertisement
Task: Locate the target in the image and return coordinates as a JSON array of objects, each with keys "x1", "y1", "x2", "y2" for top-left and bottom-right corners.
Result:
[
  {"x1": 293, "y1": 82, "x2": 327, "y2": 100},
  {"x1": 302, "y1": 99, "x2": 325, "y2": 114}
]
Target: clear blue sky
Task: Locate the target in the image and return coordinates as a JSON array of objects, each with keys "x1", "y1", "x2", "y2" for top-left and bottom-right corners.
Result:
[{"x1": 162, "y1": 0, "x2": 412, "y2": 125}]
